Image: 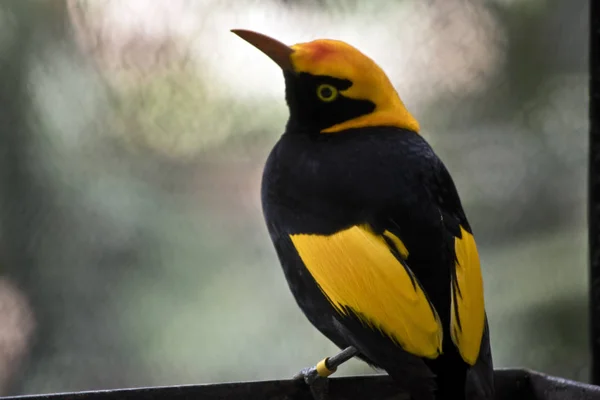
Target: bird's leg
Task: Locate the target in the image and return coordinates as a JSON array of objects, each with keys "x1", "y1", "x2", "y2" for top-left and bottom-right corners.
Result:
[{"x1": 293, "y1": 346, "x2": 359, "y2": 400}]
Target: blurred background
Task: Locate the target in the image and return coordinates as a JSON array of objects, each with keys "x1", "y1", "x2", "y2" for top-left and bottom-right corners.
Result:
[{"x1": 0, "y1": 0, "x2": 589, "y2": 396}]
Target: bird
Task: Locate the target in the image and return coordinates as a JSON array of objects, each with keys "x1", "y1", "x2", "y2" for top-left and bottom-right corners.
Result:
[{"x1": 231, "y1": 29, "x2": 494, "y2": 400}]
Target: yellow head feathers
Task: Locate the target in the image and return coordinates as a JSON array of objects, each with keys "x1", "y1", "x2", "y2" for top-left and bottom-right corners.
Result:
[
  {"x1": 290, "y1": 39, "x2": 419, "y2": 133},
  {"x1": 232, "y1": 29, "x2": 420, "y2": 134}
]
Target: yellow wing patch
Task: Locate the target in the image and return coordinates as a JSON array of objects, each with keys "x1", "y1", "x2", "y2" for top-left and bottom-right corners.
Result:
[
  {"x1": 451, "y1": 226, "x2": 485, "y2": 365},
  {"x1": 289, "y1": 225, "x2": 442, "y2": 359}
]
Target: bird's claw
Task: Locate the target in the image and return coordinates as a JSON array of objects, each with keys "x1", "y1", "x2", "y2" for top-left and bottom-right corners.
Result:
[
  {"x1": 294, "y1": 366, "x2": 330, "y2": 400},
  {"x1": 292, "y1": 348, "x2": 358, "y2": 400},
  {"x1": 293, "y1": 366, "x2": 318, "y2": 384}
]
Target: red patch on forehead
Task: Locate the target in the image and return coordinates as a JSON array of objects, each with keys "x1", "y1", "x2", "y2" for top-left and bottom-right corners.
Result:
[{"x1": 304, "y1": 41, "x2": 336, "y2": 61}]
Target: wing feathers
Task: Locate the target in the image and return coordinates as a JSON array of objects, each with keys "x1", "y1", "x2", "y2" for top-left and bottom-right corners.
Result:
[
  {"x1": 290, "y1": 224, "x2": 443, "y2": 359},
  {"x1": 450, "y1": 225, "x2": 485, "y2": 365}
]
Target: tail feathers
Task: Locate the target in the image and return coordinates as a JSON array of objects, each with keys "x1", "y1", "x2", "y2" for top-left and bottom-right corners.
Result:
[
  {"x1": 417, "y1": 316, "x2": 493, "y2": 400},
  {"x1": 465, "y1": 317, "x2": 494, "y2": 400}
]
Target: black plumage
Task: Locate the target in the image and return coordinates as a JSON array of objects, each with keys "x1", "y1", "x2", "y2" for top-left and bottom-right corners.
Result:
[
  {"x1": 262, "y1": 125, "x2": 493, "y2": 400},
  {"x1": 230, "y1": 28, "x2": 494, "y2": 400}
]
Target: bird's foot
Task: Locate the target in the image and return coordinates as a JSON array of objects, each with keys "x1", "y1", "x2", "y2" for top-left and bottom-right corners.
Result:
[
  {"x1": 292, "y1": 347, "x2": 359, "y2": 400},
  {"x1": 293, "y1": 363, "x2": 331, "y2": 400}
]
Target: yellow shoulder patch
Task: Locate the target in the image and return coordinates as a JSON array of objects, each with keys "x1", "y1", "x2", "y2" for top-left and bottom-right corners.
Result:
[
  {"x1": 451, "y1": 226, "x2": 485, "y2": 365},
  {"x1": 289, "y1": 225, "x2": 443, "y2": 359}
]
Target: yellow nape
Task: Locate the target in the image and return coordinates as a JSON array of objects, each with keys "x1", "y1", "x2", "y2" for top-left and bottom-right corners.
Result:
[
  {"x1": 290, "y1": 39, "x2": 420, "y2": 134},
  {"x1": 451, "y1": 226, "x2": 485, "y2": 366},
  {"x1": 290, "y1": 225, "x2": 442, "y2": 358}
]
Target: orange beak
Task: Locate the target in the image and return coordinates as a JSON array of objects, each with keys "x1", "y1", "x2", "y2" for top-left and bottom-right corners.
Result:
[{"x1": 231, "y1": 29, "x2": 295, "y2": 72}]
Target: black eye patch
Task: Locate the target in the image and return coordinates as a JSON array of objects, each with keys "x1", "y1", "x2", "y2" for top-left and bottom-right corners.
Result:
[{"x1": 284, "y1": 72, "x2": 375, "y2": 133}]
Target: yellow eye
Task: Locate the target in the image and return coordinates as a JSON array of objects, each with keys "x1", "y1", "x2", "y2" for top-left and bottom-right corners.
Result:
[{"x1": 316, "y1": 84, "x2": 338, "y2": 102}]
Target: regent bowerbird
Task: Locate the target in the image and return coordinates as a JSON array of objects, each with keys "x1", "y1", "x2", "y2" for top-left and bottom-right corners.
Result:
[{"x1": 231, "y1": 29, "x2": 494, "y2": 400}]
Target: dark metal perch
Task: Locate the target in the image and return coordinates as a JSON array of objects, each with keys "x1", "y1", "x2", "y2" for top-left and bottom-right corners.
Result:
[{"x1": 0, "y1": 369, "x2": 599, "y2": 400}]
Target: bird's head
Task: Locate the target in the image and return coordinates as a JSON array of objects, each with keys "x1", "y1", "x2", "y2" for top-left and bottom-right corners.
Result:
[{"x1": 232, "y1": 29, "x2": 419, "y2": 135}]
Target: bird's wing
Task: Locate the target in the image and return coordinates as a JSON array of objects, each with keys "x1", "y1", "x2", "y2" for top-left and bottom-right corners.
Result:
[
  {"x1": 289, "y1": 223, "x2": 444, "y2": 359},
  {"x1": 430, "y1": 161, "x2": 486, "y2": 366}
]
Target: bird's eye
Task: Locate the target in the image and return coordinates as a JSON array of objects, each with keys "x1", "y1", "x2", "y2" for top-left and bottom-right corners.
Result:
[{"x1": 316, "y1": 84, "x2": 338, "y2": 102}]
